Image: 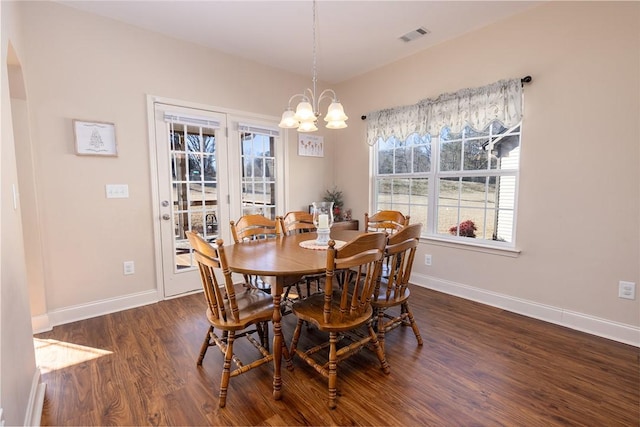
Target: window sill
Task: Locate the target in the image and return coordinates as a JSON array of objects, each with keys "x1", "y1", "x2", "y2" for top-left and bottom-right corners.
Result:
[{"x1": 419, "y1": 236, "x2": 521, "y2": 258}]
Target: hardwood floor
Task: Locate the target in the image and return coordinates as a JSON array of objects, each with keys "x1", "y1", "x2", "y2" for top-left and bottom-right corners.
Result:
[{"x1": 35, "y1": 287, "x2": 639, "y2": 426}]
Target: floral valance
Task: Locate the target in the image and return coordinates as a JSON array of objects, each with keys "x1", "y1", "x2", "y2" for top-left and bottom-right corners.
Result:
[{"x1": 366, "y1": 78, "x2": 522, "y2": 146}]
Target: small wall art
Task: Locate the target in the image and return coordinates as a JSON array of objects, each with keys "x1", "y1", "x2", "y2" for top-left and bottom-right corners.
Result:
[
  {"x1": 298, "y1": 134, "x2": 324, "y2": 157},
  {"x1": 73, "y1": 119, "x2": 118, "y2": 156}
]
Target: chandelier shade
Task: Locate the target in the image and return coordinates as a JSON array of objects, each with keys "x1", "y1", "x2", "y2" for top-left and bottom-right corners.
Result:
[
  {"x1": 278, "y1": 108, "x2": 299, "y2": 128},
  {"x1": 294, "y1": 101, "x2": 316, "y2": 122},
  {"x1": 297, "y1": 120, "x2": 319, "y2": 133},
  {"x1": 278, "y1": 0, "x2": 348, "y2": 132}
]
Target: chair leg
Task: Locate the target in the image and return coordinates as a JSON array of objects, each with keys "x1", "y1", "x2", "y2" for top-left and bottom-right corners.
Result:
[
  {"x1": 402, "y1": 302, "x2": 423, "y2": 346},
  {"x1": 367, "y1": 322, "x2": 390, "y2": 375},
  {"x1": 328, "y1": 332, "x2": 338, "y2": 409},
  {"x1": 257, "y1": 321, "x2": 270, "y2": 352},
  {"x1": 289, "y1": 319, "x2": 304, "y2": 359},
  {"x1": 218, "y1": 331, "x2": 235, "y2": 408},
  {"x1": 376, "y1": 308, "x2": 386, "y2": 353},
  {"x1": 197, "y1": 326, "x2": 214, "y2": 366}
]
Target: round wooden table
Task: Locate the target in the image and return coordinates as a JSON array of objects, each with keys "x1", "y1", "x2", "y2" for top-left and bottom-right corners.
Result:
[{"x1": 223, "y1": 229, "x2": 361, "y2": 400}]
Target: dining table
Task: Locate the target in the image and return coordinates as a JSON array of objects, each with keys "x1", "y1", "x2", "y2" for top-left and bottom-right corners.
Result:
[{"x1": 223, "y1": 229, "x2": 361, "y2": 400}]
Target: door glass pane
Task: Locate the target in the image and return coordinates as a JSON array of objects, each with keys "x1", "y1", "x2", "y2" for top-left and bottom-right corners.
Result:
[
  {"x1": 172, "y1": 153, "x2": 187, "y2": 181},
  {"x1": 186, "y1": 126, "x2": 202, "y2": 152},
  {"x1": 189, "y1": 154, "x2": 202, "y2": 181},
  {"x1": 203, "y1": 154, "x2": 216, "y2": 179}
]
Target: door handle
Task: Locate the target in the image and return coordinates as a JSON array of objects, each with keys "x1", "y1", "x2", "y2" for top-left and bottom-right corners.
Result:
[{"x1": 162, "y1": 214, "x2": 171, "y2": 221}]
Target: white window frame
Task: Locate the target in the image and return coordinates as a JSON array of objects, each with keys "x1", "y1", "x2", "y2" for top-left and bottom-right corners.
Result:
[
  {"x1": 227, "y1": 116, "x2": 286, "y2": 222},
  {"x1": 371, "y1": 121, "x2": 522, "y2": 251}
]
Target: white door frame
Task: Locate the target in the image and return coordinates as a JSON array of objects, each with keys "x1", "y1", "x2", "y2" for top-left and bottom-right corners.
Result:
[{"x1": 146, "y1": 95, "x2": 289, "y2": 299}]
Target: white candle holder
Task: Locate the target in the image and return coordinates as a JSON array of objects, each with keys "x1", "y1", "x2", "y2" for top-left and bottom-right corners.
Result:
[{"x1": 312, "y1": 201, "x2": 334, "y2": 245}]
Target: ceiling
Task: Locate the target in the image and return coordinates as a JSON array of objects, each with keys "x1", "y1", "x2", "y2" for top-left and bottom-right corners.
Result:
[{"x1": 57, "y1": 1, "x2": 542, "y2": 84}]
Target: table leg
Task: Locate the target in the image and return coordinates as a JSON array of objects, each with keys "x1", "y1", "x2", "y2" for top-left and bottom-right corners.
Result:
[
  {"x1": 272, "y1": 276, "x2": 296, "y2": 400},
  {"x1": 272, "y1": 283, "x2": 283, "y2": 400}
]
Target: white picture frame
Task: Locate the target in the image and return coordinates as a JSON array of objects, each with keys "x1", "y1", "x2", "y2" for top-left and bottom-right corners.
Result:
[
  {"x1": 298, "y1": 134, "x2": 324, "y2": 157},
  {"x1": 73, "y1": 119, "x2": 118, "y2": 157}
]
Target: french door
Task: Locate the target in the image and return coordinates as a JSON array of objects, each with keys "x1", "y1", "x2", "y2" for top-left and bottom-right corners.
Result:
[{"x1": 151, "y1": 100, "x2": 285, "y2": 298}]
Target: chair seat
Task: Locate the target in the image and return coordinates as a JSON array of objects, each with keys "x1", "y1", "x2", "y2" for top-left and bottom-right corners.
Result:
[
  {"x1": 207, "y1": 284, "x2": 274, "y2": 331},
  {"x1": 292, "y1": 292, "x2": 373, "y2": 332},
  {"x1": 371, "y1": 283, "x2": 411, "y2": 308}
]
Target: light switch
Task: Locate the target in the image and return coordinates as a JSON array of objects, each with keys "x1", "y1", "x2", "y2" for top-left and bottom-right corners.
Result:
[{"x1": 106, "y1": 184, "x2": 129, "y2": 199}]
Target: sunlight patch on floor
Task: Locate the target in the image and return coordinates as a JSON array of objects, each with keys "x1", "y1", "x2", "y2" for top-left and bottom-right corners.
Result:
[{"x1": 34, "y1": 338, "x2": 113, "y2": 373}]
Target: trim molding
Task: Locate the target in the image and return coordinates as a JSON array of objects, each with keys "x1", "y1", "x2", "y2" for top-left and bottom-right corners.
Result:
[
  {"x1": 32, "y1": 289, "x2": 160, "y2": 333},
  {"x1": 24, "y1": 369, "x2": 46, "y2": 427},
  {"x1": 31, "y1": 313, "x2": 51, "y2": 334},
  {"x1": 413, "y1": 273, "x2": 640, "y2": 348}
]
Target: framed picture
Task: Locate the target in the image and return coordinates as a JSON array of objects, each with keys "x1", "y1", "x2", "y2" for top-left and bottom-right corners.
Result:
[
  {"x1": 298, "y1": 134, "x2": 324, "y2": 157},
  {"x1": 73, "y1": 120, "x2": 117, "y2": 156}
]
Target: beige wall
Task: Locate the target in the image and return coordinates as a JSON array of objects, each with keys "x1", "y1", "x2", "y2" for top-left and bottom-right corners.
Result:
[
  {"x1": 335, "y1": 1, "x2": 640, "y2": 330},
  {"x1": 17, "y1": 1, "x2": 336, "y2": 316},
  {"x1": 1, "y1": 1, "x2": 40, "y2": 424}
]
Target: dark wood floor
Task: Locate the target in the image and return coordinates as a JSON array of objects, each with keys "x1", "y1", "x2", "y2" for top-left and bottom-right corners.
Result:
[{"x1": 35, "y1": 286, "x2": 639, "y2": 426}]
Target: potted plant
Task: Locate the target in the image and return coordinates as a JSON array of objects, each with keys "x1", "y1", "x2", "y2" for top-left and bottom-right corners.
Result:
[
  {"x1": 449, "y1": 219, "x2": 476, "y2": 238},
  {"x1": 323, "y1": 186, "x2": 344, "y2": 221}
]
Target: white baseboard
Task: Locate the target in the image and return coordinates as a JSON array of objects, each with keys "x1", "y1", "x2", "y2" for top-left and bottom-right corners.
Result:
[
  {"x1": 24, "y1": 369, "x2": 46, "y2": 427},
  {"x1": 31, "y1": 314, "x2": 51, "y2": 334},
  {"x1": 32, "y1": 289, "x2": 160, "y2": 333},
  {"x1": 413, "y1": 273, "x2": 640, "y2": 348}
]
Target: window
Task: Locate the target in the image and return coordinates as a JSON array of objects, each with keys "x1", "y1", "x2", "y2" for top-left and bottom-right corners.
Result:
[
  {"x1": 369, "y1": 79, "x2": 523, "y2": 248},
  {"x1": 436, "y1": 122, "x2": 520, "y2": 243},
  {"x1": 236, "y1": 122, "x2": 282, "y2": 220},
  {"x1": 240, "y1": 131, "x2": 276, "y2": 218},
  {"x1": 374, "y1": 122, "x2": 521, "y2": 246}
]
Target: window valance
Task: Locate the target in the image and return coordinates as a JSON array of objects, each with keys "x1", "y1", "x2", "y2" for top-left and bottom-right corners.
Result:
[{"x1": 366, "y1": 78, "x2": 522, "y2": 146}]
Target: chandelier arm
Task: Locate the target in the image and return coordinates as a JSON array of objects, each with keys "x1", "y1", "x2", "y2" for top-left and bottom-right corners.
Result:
[
  {"x1": 287, "y1": 92, "x2": 311, "y2": 108},
  {"x1": 317, "y1": 89, "x2": 338, "y2": 106},
  {"x1": 304, "y1": 88, "x2": 317, "y2": 112}
]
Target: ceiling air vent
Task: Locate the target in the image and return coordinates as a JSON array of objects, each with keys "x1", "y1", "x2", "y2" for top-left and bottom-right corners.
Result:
[{"x1": 399, "y1": 27, "x2": 430, "y2": 43}]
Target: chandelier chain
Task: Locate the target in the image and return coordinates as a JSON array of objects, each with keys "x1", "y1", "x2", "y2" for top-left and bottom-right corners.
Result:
[
  {"x1": 277, "y1": 0, "x2": 347, "y2": 131},
  {"x1": 312, "y1": 0, "x2": 317, "y2": 103}
]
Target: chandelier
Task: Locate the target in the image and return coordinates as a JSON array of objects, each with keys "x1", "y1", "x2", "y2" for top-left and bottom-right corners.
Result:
[{"x1": 278, "y1": 0, "x2": 348, "y2": 132}]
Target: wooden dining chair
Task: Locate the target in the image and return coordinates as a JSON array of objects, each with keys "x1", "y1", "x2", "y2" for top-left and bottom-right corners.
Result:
[
  {"x1": 364, "y1": 210, "x2": 410, "y2": 234},
  {"x1": 279, "y1": 211, "x2": 323, "y2": 298},
  {"x1": 231, "y1": 214, "x2": 302, "y2": 311},
  {"x1": 289, "y1": 232, "x2": 391, "y2": 409},
  {"x1": 230, "y1": 213, "x2": 283, "y2": 243},
  {"x1": 280, "y1": 210, "x2": 316, "y2": 235},
  {"x1": 186, "y1": 231, "x2": 274, "y2": 408},
  {"x1": 370, "y1": 223, "x2": 423, "y2": 353},
  {"x1": 364, "y1": 210, "x2": 410, "y2": 277},
  {"x1": 230, "y1": 214, "x2": 283, "y2": 292}
]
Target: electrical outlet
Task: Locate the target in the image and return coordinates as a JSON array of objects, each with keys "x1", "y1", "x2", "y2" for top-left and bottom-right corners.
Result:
[
  {"x1": 424, "y1": 254, "x2": 432, "y2": 266},
  {"x1": 123, "y1": 261, "x2": 135, "y2": 275},
  {"x1": 618, "y1": 281, "x2": 636, "y2": 300}
]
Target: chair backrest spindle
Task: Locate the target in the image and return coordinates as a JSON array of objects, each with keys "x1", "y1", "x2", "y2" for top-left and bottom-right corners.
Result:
[{"x1": 365, "y1": 210, "x2": 410, "y2": 234}]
